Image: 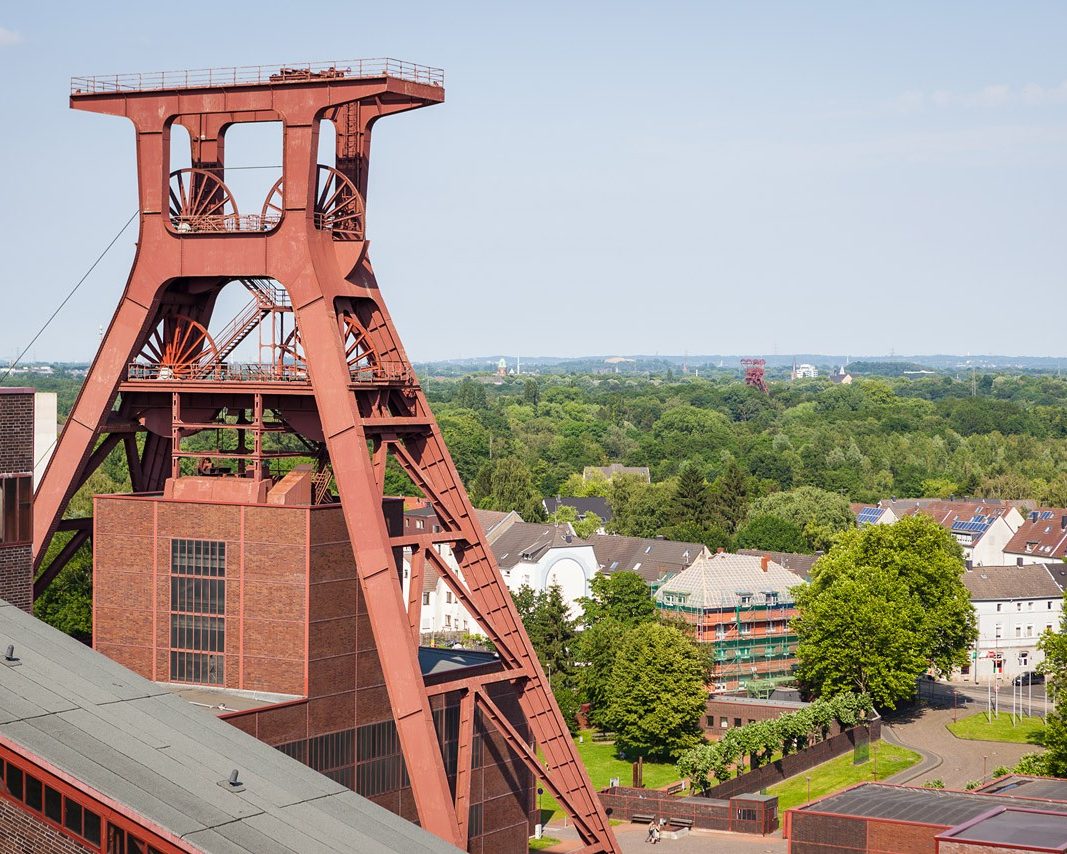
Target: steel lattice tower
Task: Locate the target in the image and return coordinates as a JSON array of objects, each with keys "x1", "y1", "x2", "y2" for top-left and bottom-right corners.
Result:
[{"x1": 35, "y1": 60, "x2": 619, "y2": 853}]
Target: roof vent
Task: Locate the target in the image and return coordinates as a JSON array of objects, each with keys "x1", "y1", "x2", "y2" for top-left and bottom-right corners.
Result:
[
  {"x1": 2, "y1": 644, "x2": 19, "y2": 667},
  {"x1": 219, "y1": 768, "x2": 245, "y2": 792}
]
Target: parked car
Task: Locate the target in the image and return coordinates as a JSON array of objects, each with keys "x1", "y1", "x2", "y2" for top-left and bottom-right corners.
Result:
[{"x1": 1013, "y1": 671, "x2": 1045, "y2": 686}]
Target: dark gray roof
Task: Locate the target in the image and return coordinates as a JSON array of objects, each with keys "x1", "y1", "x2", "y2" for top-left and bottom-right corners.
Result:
[
  {"x1": 490, "y1": 522, "x2": 590, "y2": 569},
  {"x1": 737, "y1": 549, "x2": 820, "y2": 582},
  {"x1": 418, "y1": 646, "x2": 499, "y2": 676},
  {"x1": 0, "y1": 599, "x2": 461, "y2": 854},
  {"x1": 542, "y1": 496, "x2": 613, "y2": 523},
  {"x1": 798, "y1": 782, "x2": 1067, "y2": 827},
  {"x1": 962, "y1": 565, "x2": 1062, "y2": 601},
  {"x1": 979, "y1": 776, "x2": 1067, "y2": 802},
  {"x1": 587, "y1": 534, "x2": 705, "y2": 584},
  {"x1": 941, "y1": 807, "x2": 1067, "y2": 849}
]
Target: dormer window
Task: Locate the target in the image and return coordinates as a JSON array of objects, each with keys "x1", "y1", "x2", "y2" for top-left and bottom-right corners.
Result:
[{"x1": 1026, "y1": 542, "x2": 1037, "y2": 553}]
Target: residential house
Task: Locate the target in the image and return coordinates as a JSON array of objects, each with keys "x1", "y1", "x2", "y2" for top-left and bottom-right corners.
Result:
[
  {"x1": 861, "y1": 499, "x2": 1023, "y2": 566},
  {"x1": 851, "y1": 502, "x2": 899, "y2": 527},
  {"x1": 655, "y1": 552, "x2": 802, "y2": 692},
  {"x1": 587, "y1": 533, "x2": 708, "y2": 588},
  {"x1": 959, "y1": 563, "x2": 1063, "y2": 682},
  {"x1": 1003, "y1": 508, "x2": 1067, "y2": 564},
  {"x1": 542, "y1": 495, "x2": 613, "y2": 527}
]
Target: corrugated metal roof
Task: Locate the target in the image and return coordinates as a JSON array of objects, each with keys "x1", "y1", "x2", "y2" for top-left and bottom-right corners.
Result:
[{"x1": 0, "y1": 600, "x2": 461, "y2": 854}]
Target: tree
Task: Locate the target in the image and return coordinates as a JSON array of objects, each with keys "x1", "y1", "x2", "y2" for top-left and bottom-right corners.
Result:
[
  {"x1": 573, "y1": 512, "x2": 603, "y2": 540},
  {"x1": 579, "y1": 571, "x2": 656, "y2": 628},
  {"x1": 602, "y1": 622, "x2": 708, "y2": 760},
  {"x1": 575, "y1": 617, "x2": 628, "y2": 729},
  {"x1": 1037, "y1": 593, "x2": 1067, "y2": 776},
  {"x1": 607, "y1": 477, "x2": 674, "y2": 537},
  {"x1": 454, "y1": 376, "x2": 488, "y2": 409},
  {"x1": 794, "y1": 516, "x2": 976, "y2": 709},
  {"x1": 746, "y1": 485, "x2": 853, "y2": 549},
  {"x1": 707, "y1": 458, "x2": 749, "y2": 532},
  {"x1": 526, "y1": 583, "x2": 577, "y2": 681},
  {"x1": 673, "y1": 463, "x2": 711, "y2": 525},
  {"x1": 657, "y1": 521, "x2": 733, "y2": 553},
  {"x1": 735, "y1": 514, "x2": 809, "y2": 553},
  {"x1": 476, "y1": 456, "x2": 545, "y2": 521},
  {"x1": 523, "y1": 378, "x2": 541, "y2": 413},
  {"x1": 548, "y1": 504, "x2": 579, "y2": 526}
]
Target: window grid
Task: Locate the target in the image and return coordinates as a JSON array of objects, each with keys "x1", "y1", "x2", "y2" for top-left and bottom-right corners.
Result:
[{"x1": 170, "y1": 539, "x2": 226, "y2": 686}]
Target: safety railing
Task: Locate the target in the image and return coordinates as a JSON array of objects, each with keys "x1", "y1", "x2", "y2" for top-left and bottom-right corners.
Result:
[
  {"x1": 170, "y1": 214, "x2": 281, "y2": 234},
  {"x1": 127, "y1": 360, "x2": 415, "y2": 386},
  {"x1": 72, "y1": 58, "x2": 444, "y2": 95}
]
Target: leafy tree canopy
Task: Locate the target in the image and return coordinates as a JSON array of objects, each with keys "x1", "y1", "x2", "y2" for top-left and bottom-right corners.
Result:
[{"x1": 735, "y1": 513, "x2": 809, "y2": 553}]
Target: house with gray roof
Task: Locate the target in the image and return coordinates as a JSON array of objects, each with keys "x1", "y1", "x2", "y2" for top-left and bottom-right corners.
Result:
[{"x1": 587, "y1": 534, "x2": 708, "y2": 587}]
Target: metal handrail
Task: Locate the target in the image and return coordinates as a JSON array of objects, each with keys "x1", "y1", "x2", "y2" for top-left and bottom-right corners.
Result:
[
  {"x1": 170, "y1": 214, "x2": 281, "y2": 234},
  {"x1": 126, "y1": 359, "x2": 414, "y2": 385},
  {"x1": 72, "y1": 58, "x2": 444, "y2": 95}
]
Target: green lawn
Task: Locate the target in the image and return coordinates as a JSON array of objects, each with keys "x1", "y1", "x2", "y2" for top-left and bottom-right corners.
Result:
[
  {"x1": 535, "y1": 731, "x2": 680, "y2": 826},
  {"x1": 766, "y1": 741, "x2": 921, "y2": 812},
  {"x1": 947, "y1": 712, "x2": 1045, "y2": 745},
  {"x1": 528, "y1": 836, "x2": 561, "y2": 851}
]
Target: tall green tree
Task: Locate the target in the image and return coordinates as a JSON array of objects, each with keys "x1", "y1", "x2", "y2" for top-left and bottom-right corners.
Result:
[
  {"x1": 602, "y1": 622, "x2": 708, "y2": 760},
  {"x1": 526, "y1": 583, "x2": 577, "y2": 681},
  {"x1": 794, "y1": 516, "x2": 976, "y2": 709},
  {"x1": 523, "y1": 378, "x2": 541, "y2": 413},
  {"x1": 454, "y1": 376, "x2": 488, "y2": 409},
  {"x1": 578, "y1": 571, "x2": 656, "y2": 628},
  {"x1": 746, "y1": 485, "x2": 853, "y2": 548},
  {"x1": 575, "y1": 617, "x2": 628, "y2": 729},
  {"x1": 707, "y1": 459, "x2": 749, "y2": 532},
  {"x1": 735, "y1": 513, "x2": 809, "y2": 553},
  {"x1": 475, "y1": 456, "x2": 545, "y2": 521},
  {"x1": 673, "y1": 463, "x2": 711, "y2": 525}
]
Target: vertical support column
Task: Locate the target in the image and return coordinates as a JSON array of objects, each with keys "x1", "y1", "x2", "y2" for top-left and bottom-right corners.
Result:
[
  {"x1": 408, "y1": 547, "x2": 425, "y2": 643},
  {"x1": 170, "y1": 393, "x2": 181, "y2": 479},
  {"x1": 455, "y1": 689, "x2": 476, "y2": 845}
]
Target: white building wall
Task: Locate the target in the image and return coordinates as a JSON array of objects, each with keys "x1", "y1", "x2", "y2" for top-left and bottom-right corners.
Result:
[
  {"x1": 962, "y1": 595, "x2": 1061, "y2": 683},
  {"x1": 33, "y1": 392, "x2": 57, "y2": 489},
  {"x1": 969, "y1": 517, "x2": 1019, "y2": 567}
]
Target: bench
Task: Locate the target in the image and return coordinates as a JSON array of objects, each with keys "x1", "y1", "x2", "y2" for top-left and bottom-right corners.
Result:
[
  {"x1": 664, "y1": 782, "x2": 685, "y2": 796},
  {"x1": 631, "y1": 813, "x2": 655, "y2": 824},
  {"x1": 668, "y1": 817, "x2": 694, "y2": 830}
]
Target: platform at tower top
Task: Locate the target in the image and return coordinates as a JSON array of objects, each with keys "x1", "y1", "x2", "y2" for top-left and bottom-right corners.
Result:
[{"x1": 71, "y1": 57, "x2": 444, "y2": 96}]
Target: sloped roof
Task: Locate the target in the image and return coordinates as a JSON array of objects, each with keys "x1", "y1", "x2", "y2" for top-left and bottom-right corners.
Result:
[
  {"x1": 490, "y1": 523, "x2": 591, "y2": 569},
  {"x1": 893, "y1": 500, "x2": 1015, "y2": 543},
  {"x1": 1004, "y1": 509, "x2": 1067, "y2": 560},
  {"x1": 587, "y1": 534, "x2": 705, "y2": 584},
  {"x1": 736, "y1": 549, "x2": 819, "y2": 582},
  {"x1": 0, "y1": 600, "x2": 460, "y2": 854},
  {"x1": 654, "y1": 552, "x2": 802, "y2": 610},
  {"x1": 542, "y1": 496, "x2": 613, "y2": 523},
  {"x1": 962, "y1": 565, "x2": 1063, "y2": 601}
]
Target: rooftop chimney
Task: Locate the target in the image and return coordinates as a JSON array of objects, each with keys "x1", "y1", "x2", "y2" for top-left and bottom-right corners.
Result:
[
  {"x1": 716, "y1": 547, "x2": 725, "y2": 554},
  {"x1": 1061, "y1": 515, "x2": 1066, "y2": 531},
  {"x1": 761, "y1": 555, "x2": 770, "y2": 572}
]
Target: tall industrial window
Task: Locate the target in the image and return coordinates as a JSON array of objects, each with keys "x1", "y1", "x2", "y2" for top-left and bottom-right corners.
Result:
[
  {"x1": 0, "y1": 475, "x2": 32, "y2": 544},
  {"x1": 170, "y1": 539, "x2": 225, "y2": 685}
]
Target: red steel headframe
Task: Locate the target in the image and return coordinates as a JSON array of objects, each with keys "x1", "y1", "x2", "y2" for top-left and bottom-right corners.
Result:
[{"x1": 34, "y1": 61, "x2": 619, "y2": 853}]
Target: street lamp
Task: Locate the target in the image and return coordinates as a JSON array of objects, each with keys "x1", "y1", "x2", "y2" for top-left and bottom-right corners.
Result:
[
  {"x1": 806, "y1": 776, "x2": 812, "y2": 804},
  {"x1": 536, "y1": 787, "x2": 544, "y2": 839}
]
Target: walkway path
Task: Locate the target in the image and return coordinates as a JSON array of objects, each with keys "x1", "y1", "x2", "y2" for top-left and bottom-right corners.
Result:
[
  {"x1": 540, "y1": 822, "x2": 787, "y2": 853},
  {"x1": 881, "y1": 689, "x2": 1037, "y2": 789}
]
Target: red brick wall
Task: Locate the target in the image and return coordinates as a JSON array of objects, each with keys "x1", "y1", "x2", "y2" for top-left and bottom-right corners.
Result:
[
  {"x1": 0, "y1": 391, "x2": 33, "y2": 612},
  {"x1": 0, "y1": 797, "x2": 95, "y2": 854}
]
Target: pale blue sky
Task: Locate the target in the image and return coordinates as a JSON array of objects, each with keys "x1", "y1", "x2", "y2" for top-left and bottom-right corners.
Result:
[{"x1": 3, "y1": 2, "x2": 1067, "y2": 363}]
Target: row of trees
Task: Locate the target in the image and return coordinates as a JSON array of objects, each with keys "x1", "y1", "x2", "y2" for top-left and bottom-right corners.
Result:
[{"x1": 677, "y1": 693, "x2": 874, "y2": 790}]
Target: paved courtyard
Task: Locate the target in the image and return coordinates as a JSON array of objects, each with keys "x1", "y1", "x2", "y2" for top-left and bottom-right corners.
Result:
[{"x1": 540, "y1": 822, "x2": 787, "y2": 853}]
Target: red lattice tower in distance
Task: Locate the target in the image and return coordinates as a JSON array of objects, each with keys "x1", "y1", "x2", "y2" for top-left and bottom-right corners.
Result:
[
  {"x1": 741, "y1": 358, "x2": 769, "y2": 394},
  {"x1": 35, "y1": 59, "x2": 619, "y2": 853}
]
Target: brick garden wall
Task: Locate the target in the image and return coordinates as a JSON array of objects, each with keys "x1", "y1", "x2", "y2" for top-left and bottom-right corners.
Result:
[
  {"x1": 0, "y1": 797, "x2": 94, "y2": 854},
  {"x1": 597, "y1": 787, "x2": 778, "y2": 834},
  {"x1": 701, "y1": 719, "x2": 880, "y2": 800}
]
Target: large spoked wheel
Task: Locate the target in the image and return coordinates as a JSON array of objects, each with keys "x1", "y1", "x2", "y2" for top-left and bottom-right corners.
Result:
[
  {"x1": 314, "y1": 166, "x2": 365, "y2": 240},
  {"x1": 260, "y1": 177, "x2": 284, "y2": 230},
  {"x1": 339, "y1": 313, "x2": 379, "y2": 373},
  {"x1": 169, "y1": 169, "x2": 239, "y2": 233},
  {"x1": 138, "y1": 315, "x2": 219, "y2": 380}
]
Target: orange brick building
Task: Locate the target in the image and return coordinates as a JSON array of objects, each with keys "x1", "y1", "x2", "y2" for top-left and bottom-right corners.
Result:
[{"x1": 93, "y1": 473, "x2": 534, "y2": 853}]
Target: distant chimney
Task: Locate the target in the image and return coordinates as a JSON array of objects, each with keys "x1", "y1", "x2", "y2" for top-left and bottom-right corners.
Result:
[
  {"x1": 965, "y1": 559, "x2": 973, "y2": 571},
  {"x1": 761, "y1": 555, "x2": 770, "y2": 572},
  {"x1": 716, "y1": 547, "x2": 725, "y2": 554},
  {"x1": 1018, "y1": 557, "x2": 1024, "y2": 566},
  {"x1": 1061, "y1": 515, "x2": 1066, "y2": 531}
]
